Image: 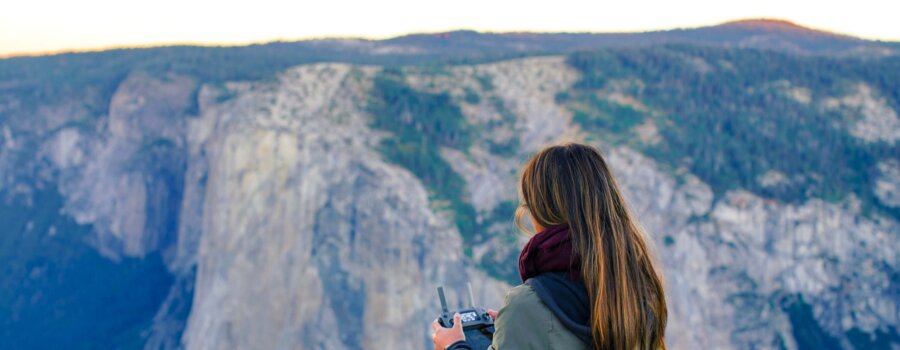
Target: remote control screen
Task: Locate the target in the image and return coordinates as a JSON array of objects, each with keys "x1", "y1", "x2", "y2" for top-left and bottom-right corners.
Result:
[{"x1": 460, "y1": 311, "x2": 478, "y2": 323}]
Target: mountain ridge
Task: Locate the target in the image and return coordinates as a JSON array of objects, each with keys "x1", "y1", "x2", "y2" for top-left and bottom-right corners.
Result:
[{"x1": 2, "y1": 18, "x2": 896, "y2": 59}]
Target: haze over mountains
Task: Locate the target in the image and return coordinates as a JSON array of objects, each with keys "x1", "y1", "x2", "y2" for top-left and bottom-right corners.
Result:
[
  {"x1": 5, "y1": 18, "x2": 900, "y2": 60},
  {"x1": 1, "y1": 19, "x2": 898, "y2": 349}
]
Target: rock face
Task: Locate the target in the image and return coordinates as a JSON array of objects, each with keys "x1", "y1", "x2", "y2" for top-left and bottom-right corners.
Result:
[
  {"x1": 176, "y1": 64, "x2": 507, "y2": 349},
  {"x1": 608, "y1": 148, "x2": 898, "y2": 350},
  {"x1": 824, "y1": 83, "x2": 900, "y2": 145},
  {"x1": 42, "y1": 71, "x2": 196, "y2": 259},
  {"x1": 3, "y1": 55, "x2": 898, "y2": 350}
]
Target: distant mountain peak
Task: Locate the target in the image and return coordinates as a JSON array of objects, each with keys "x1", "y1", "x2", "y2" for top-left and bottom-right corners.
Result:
[
  {"x1": 722, "y1": 18, "x2": 802, "y2": 28},
  {"x1": 716, "y1": 18, "x2": 853, "y2": 39}
]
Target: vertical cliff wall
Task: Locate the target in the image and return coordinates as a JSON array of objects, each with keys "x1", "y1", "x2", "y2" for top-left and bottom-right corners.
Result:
[{"x1": 176, "y1": 64, "x2": 508, "y2": 349}]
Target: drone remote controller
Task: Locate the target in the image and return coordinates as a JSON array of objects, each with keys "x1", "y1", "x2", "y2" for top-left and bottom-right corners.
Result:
[{"x1": 436, "y1": 283, "x2": 495, "y2": 349}]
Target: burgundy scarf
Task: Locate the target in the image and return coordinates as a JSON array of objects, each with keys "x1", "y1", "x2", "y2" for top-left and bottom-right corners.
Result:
[{"x1": 518, "y1": 223, "x2": 581, "y2": 282}]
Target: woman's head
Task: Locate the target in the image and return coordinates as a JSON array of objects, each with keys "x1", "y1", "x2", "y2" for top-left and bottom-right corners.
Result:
[{"x1": 515, "y1": 142, "x2": 668, "y2": 350}]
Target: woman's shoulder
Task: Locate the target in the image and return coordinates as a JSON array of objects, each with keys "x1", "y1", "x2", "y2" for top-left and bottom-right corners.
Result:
[
  {"x1": 498, "y1": 284, "x2": 550, "y2": 331},
  {"x1": 493, "y1": 283, "x2": 591, "y2": 350},
  {"x1": 504, "y1": 283, "x2": 540, "y2": 306},
  {"x1": 493, "y1": 284, "x2": 554, "y2": 349}
]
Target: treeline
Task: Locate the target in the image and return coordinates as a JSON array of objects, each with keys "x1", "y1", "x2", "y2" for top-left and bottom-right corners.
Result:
[
  {"x1": 563, "y1": 45, "x2": 900, "y2": 220},
  {"x1": 367, "y1": 70, "x2": 523, "y2": 283},
  {"x1": 0, "y1": 42, "x2": 534, "y2": 122}
]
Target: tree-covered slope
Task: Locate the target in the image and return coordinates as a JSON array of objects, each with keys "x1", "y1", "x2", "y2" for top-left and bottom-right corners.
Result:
[{"x1": 560, "y1": 45, "x2": 899, "y2": 220}]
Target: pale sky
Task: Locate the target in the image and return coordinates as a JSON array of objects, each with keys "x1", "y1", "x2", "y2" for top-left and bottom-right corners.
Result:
[{"x1": 2, "y1": 0, "x2": 899, "y2": 57}]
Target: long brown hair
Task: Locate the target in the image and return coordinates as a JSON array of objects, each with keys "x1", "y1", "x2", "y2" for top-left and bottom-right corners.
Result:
[{"x1": 514, "y1": 142, "x2": 668, "y2": 350}]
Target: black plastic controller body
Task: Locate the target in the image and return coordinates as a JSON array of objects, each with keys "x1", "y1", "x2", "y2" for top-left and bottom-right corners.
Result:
[{"x1": 436, "y1": 285, "x2": 495, "y2": 349}]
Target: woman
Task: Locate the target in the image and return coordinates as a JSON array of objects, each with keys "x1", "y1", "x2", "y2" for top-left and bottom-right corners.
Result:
[{"x1": 432, "y1": 142, "x2": 668, "y2": 350}]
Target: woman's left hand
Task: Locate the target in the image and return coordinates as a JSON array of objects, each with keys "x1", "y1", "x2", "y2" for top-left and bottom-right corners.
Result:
[{"x1": 431, "y1": 313, "x2": 465, "y2": 350}]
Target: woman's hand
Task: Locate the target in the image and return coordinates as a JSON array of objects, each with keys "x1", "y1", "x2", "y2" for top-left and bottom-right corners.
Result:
[
  {"x1": 431, "y1": 313, "x2": 465, "y2": 350},
  {"x1": 487, "y1": 309, "x2": 498, "y2": 320}
]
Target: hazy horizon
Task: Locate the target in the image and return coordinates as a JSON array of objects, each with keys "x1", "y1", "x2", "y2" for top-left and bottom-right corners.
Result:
[{"x1": 3, "y1": 0, "x2": 900, "y2": 57}]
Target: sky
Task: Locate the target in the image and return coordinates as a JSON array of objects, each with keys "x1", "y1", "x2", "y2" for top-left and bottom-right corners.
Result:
[{"x1": 2, "y1": 0, "x2": 899, "y2": 57}]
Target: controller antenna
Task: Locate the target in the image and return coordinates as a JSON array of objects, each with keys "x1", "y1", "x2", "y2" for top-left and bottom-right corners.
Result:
[
  {"x1": 467, "y1": 282, "x2": 476, "y2": 308},
  {"x1": 437, "y1": 286, "x2": 449, "y2": 313}
]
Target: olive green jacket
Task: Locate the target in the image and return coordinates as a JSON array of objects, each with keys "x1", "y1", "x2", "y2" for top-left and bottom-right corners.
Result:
[{"x1": 490, "y1": 284, "x2": 591, "y2": 350}]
